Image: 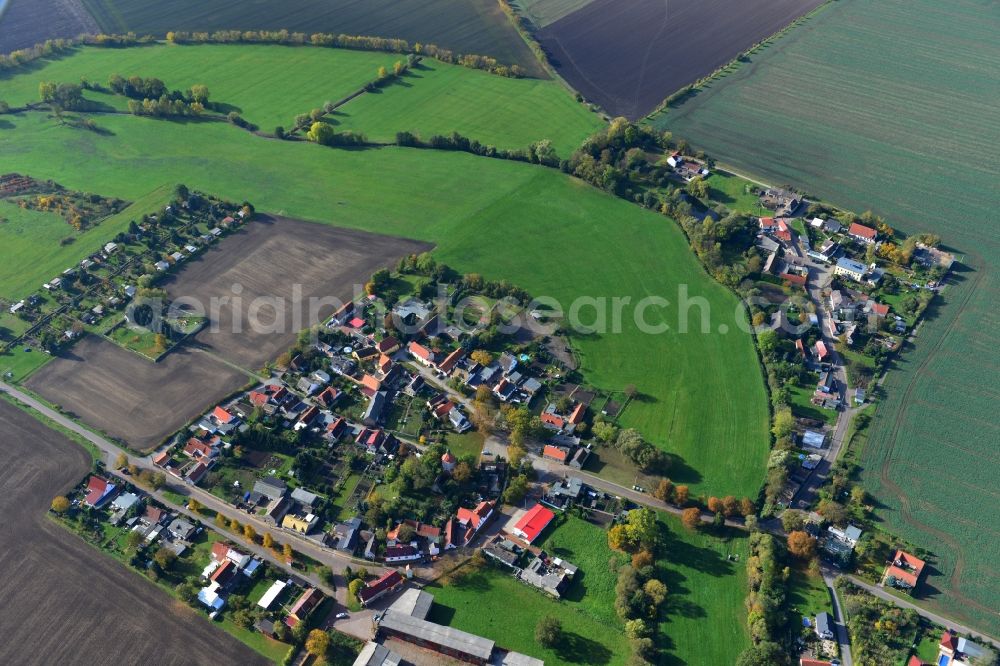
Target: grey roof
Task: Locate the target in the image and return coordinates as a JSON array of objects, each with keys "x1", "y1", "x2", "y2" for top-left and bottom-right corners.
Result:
[
  {"x1": 111, "y1": 492, "x2": 140, "y2": 512},
  {"x1": 254, "y1": 475, "x2": 286, "y2": 498},
  {"x1": 815, "y1": 611, "x2": 832, "y2": 636},
  {"x1": 521, "y1": 377, "x2": 543, "y2": 394},
  {"x1": 353, "y1": 642, "x2": 402, "y2": 666},
  {"x1": 168, "y1": 517, "x2": 196, "y2": 539},
  {"x1": 836, "y1": 257, "x2": 867, "y2": 274},
  {"x1": 389, "y1": 588, "x2": 434, "y2": 620},
  {"x1": 335, "y1": 516, "x2": 362, "y2": 552},
  {"x1": 364, "y1": 391, "x2": 386, "y2": 423},
  {"x1": 494, "y1": 651, "x2": 545, "y2": 666},
  {"x1": 845, "y1": 525, "x2": 863, "y2": 542},
  {"x1": 290, "y1": 487, "x2": 319, "y2": 507},
  {"x1": 378, "y1": 610, "x2": 494, "y2": 661}
]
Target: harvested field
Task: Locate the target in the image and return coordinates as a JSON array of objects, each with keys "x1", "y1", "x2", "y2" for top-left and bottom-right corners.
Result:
[
  {"x1": 81, "y1": 0, "x2": 544, "y2": 75},
  {"x1": 656, "y1": 0, "x2": 1000, "y2": 635},
  {"x1": 26, "y1": 336, "x2": 248, "y2": 451},
  {"x1": 536, "y1": 0, "x2": 825, "y2": 119},
  {"x1": 0, "y1": 0, "x2": 98, "y2": 54},
  {"x1": 164, "y1": 215, "x2": 431, "y2": 369},
  {"x1": 0, "y1": 400, "x2": 269, "y2": 666}
]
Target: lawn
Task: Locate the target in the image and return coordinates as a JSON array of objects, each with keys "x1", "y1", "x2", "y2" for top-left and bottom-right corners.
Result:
[
  {"x1": 0, "y1": 107, "x2": 769, "y2": 497},
  {"x1": 654, "y1": 0, "x2": 1000, "y2": 634},
  {"x1": 334, "y1": 57, "x2": 602, "y2": 155},
  {"x1": 427, "y1": 557, "x2": 629, "y2": 666},
  {"x1": 0, "y1": 185, "x2": 169, "y2": 303},
  {"x1": 443, "y1": 430, "x2": 485, "y2": 460},
  {"x1": 786, "y1": 566, "x2": 831, "y2": 627},
  {"x1": 704, "y1": 171, "x2": 764, "y2": 216},
  {"x1": 655, "y1": 514, "x2": 749, "y2": 666},
  {"x1": 788, "y1": 383, "x2": 837, "y2": 426}
]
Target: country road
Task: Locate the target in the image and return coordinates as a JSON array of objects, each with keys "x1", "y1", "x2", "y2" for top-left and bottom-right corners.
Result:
[{"x1": 0, "y1": 380, "x2": 384, "y2": 620}]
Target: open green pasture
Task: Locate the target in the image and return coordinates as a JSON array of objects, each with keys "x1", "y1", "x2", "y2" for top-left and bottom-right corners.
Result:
[
  {"x1": 334, "y1": 57, "x2": 602, "y2": 155},
  {"x1": 1, "y1": 44, "x2": 598, "y2": 153},
  {"x1": 652, "y1": 0, "x2": 1000, "y2": 634},
  {"x1": 0, "y1": 106, "x2": 768, "y2": 497}
]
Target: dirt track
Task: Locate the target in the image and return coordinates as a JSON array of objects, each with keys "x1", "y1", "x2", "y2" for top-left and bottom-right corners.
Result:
[
  {"x1": 26, "y1": 336, "x2": 248, "y2": 452},
  {"x1": 0, "y1": 400, "x2": 270, "y2": 666},
  {"x1": 163, "y1": 215, "x2": 432, "y2": 369}
]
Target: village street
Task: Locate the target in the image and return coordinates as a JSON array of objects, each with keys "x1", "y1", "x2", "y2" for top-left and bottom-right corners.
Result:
[{"x1": 0, "y1": 380, "x2": 386, "y2": 623}]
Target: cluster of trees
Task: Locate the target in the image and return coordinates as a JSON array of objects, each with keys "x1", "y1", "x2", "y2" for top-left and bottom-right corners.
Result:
[
  {"x1": 162, "y1": 29, "x2": 525, "y2": 77},
  {"x1": 396, "y1": 252, "x2": 458, "y2": 284},
  {"x1": 459, "y1": 272, "x2": 533, "y2": 305},
  {"x1": 108, "y1": 74, "x2": 168, "y2": 99},
  {"x1": 592, "y1": 422, "x2": 669, "y2": 474},
  {"x1": 126, "y1": 96, "x2": 204, "y2": 117},
  {"x1": 106, "y1": 75, "x2": 209, "y2": 117},
  {"x1": 567, "y1": 118, "x2": 665, "y2": 196},
  {"x1": 37, "y1": 81, "x2": 86, "y2": 110},
  {"x1": 606, "y1": 514, "x2": 669, "y2": 665},
  {"x1": 839, "y1": 580, "x2": 919, "y2": 664},
  {"x1": 305, "y1": 121, "x2": 366, "y2": 147},
  {"x1": 736, "y1": 532, "x2": 791, "y2": 666},
  {"x1": 396, "y1": 130, "x2": 558, "y2": 168}
]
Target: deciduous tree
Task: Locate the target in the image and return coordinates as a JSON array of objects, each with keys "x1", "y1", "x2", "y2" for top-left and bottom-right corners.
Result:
[
  {"x1": 787, "y1": 530, "x2": 817, "y2": 560},
  {"x1": 305, "y1": 629, "x2": 329, "y2": 657},
  {"x1": 50, "y1": 495, "x2": 70, "y2": 513},
  {"x1": 681, "y1": 507, "x2": 701, "y2": 531},
  {"x1": 535, "y1": 616, "x2": 562, "y2": 647}
]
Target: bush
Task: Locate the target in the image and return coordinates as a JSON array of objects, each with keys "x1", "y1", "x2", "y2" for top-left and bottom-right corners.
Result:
[{"x1": 535, "y1": 616, "x2": 562, "y2": 647}]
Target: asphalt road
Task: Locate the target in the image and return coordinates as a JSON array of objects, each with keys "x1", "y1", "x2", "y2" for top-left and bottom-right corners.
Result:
[{"x1": 0, "y1": 380, "x2": 382, "y2": 616}]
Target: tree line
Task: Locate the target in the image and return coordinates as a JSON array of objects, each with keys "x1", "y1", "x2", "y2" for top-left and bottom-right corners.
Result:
[{"x1": 164, "y1": 29, "x2": 526, "y2": 78}]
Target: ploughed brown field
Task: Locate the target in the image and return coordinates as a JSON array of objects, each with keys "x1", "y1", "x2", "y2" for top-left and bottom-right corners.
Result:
[
  {"x1": 536, "y1": 0, "x2": 826, "y2": 119},
  {"x1": 163, "y1": 215, "x2": 432, "y2": 369},
  {"x1": 0, "y1": 400, "x2": 269, "y2": 666},
  {"x1": 26, "y1": 336, "x2": 248, "y2": 452},
  {"x1": 27, "y1": 217, "x2": 429, "y2": 451},
  {"x1": 0, "y1": 0, "x2": 98, "y2": 54}
]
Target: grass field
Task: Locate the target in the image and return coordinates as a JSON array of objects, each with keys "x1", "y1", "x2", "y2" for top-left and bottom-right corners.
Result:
[
  {"x1": 704, "y1": 172, "x2": 765, "y2": 216},
  {"x1": 80, "y1": 0, "x2": 543, "y2": 75},
  {"x1": 0, "y1": 104, "x2": 768, "y2": 496},
  {"x1": 653, "y1": 0, "x2": 1000, "y2": 634},
  {"x1": 334, "y1": 58, "x2": 602, "y2": 155},
  {"x1": 656, "y1": 515, "x2": 749, "y2": 666},
  {"x1": 0, "y1": 44, "x2": 598, "y2": 153},
  {"x1": 428, "y1": 515, "x2": 627, "y2": 664}
]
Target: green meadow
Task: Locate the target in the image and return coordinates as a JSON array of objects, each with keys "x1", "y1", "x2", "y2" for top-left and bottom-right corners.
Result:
[
  {"x1": 0, "y1": 44, "x2": 599, "y2": 154},
  {"x1": 0, "y1": 78, "x2": 768, "y2": 497},
  {"x1": 334, "y1": 57, "x2": 603, "y2": 155}
]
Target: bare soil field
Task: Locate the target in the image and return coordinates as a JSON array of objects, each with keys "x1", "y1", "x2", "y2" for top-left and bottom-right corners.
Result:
[
  {"x1": 0, "y1": 0, "x2": 98, "y2": 54},
  {"x1": 535, "y1": 0, "x2": 825, "y2": 119},
  {"x1": 26, "y1": 336, "x2": 248, "y2": 451},
  {"x1": 163, "y1": 215, "x2": 431, "y2": 370},
  {"x1": 0, "y1": 400, "x2": 269, "y2": 666},
  {"x1": 80, "y1": 0, "x2": 545, "y2": 75}
]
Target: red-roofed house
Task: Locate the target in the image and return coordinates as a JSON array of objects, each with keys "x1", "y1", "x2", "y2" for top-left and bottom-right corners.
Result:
[
  {"x1": 210, "y1": 559, "x2": 237, "y2": 586},
  {"x1": 848, "y1": 222, "x2": 877, "y2": 244},
  {"x1": 512, "y1": 504, "x2": 555, "y2": 544},
  {"x1": 568, "y1": 402, "x2": 586, "y2": 425},
  {"x1": 906, "y1": 656, "x2": 926, "y2": 666},
  {"x1": 359, "y1": 374, "x2": 382, "y2": 397},
  {"x1": 541, "y1": 411, "x2": 566, "y2": 430},
  {"x1": 815, "y1": 340, "x2": 829, "y2": 361},
  {"x1": 408, "y1": 341, "x2": 435, "y2": 366},
  {"x1": 449, "y1": 500, "x2": 495, "y2": 547},
  {"x1": 436, "y1": 347, "x2": 465, "y2": 375},
  {"x1": 248, "y1": 390, "x2": 269, "y2": 407},
  {"x1": 358, "y1": 570, "x2": 403, "y2": 606},
  {"x1": 775, "y1": 218, "x2": 794, "y2": 242},
  {"x1": 312, "y1": 386, "x2": 338, "y2": 407},
  {"x1": 759, "y1": 216, "x2": 777, "y2": 231},
  {"x1": 326, "y1": 416, "x2": 348, "y2": 439},
  {"x1": 542, "y1": 445, "x2": 570, "y2": 463},
  {"x1": 377, "y1": 354, "x2": 393, "y2": 376},
  {"x1": 885, "y1": 550, "x2": 926, "y2": 590},
  {"x1": 184, "y1": 437, "x2": 217, "y2": 460},
  {"x1": 799, "y1": 659, "x2": 832, "y2": 666},
  {"x1": 939, "y1": 630, "x2": 959, "y2": 658},
  {"x1": 870, "y1": 302, "x2": 889, "y2": 318},
  {"x1": 212, "y1": 406, "x2": 233, "y2": 424},
  {"x1": 781, "y1": 272, "x2": 808, "y2": 287},
  {"x1": 152, "y1": 451, "x2": 170, "y2": 467},
  {"x1": 285, "y1": 587, "x2": 324, "y2": 627},
  {"x1": 348, "y1": 316, "x2": 366, "y2": 329},
  {"x1": 83, "y1": 476, "x2": 116, "y2": 508}
]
